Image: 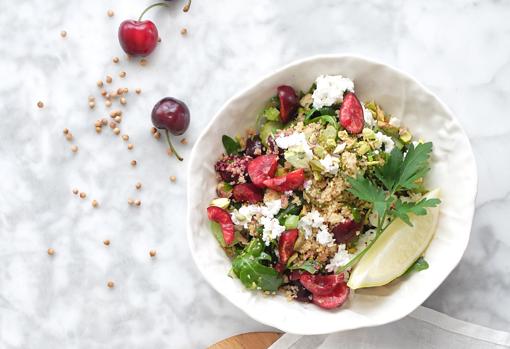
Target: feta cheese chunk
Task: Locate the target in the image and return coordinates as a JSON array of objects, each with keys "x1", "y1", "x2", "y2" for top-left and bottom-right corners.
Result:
[
  {"x1": 374, "y1": 132, "x2": 395, "y2": 153},
  {"x1": 312, "y1": 75, "x2": 355, "y2": 109},
  {"x1": 261, "y1": 216, "x2": 286, "y2": 245},
  {"x1": 231, "y1": 199, "x2": 282, "y2": 230},
  {"x1": 319, "y1": 154, "x2": 340, "y2": 175},
  {"x1": 316, "y1": 226, "x2": 335, "y2": 246},
  {"x1": 363, "y1": 106, "x2": 376, "y2": 127},
  {"x1": 326, "y1": 244, "x2": 354, "y2": 272},
  {"x1": 298, "y1": 210, "x2": 325, "y2": 238},
  {"x1": 275, "y1": 133, "x2": 314, "y2": 160}
]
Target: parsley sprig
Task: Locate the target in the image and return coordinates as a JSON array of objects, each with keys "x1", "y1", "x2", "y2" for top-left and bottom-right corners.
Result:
[{"x1": 339, "y1": 142, "x2": 441, "y2": 271}]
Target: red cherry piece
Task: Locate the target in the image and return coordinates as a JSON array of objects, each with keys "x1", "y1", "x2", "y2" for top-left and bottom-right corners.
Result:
[
  {"x1": 247, "y1": 155, "x2": 279, "y2": 188},
  {"x1": 207, "y1": 206, "x2": 235, "y2": 245},
  {"x1": 339, "y1": 92, "x2": 364, "y2": 134},
  {"x1": 276, "y1": 229, "x2": 299, "y2": 271},
  {"x1": 151, "y1": 97, "x2": 190, "y2": 136},
  {"x1": 262, "y1": 169, "x2": 305, "y2": 192},
  {"x1": 289, "y1": 270, "x2": 310, "y2": 281},
  {"x1": 332, "y1": 220, "x2": 362, "y2": 244},
  {"x1": 312, "y1": 283, "x2": 350, "y2": 309},
  {"x1": 118, "y1": 20, "x2": 159, "y2": 57},
  {"x1": 232, "y1": 183, "x2": 263, "y2": 204},
  {"x1": 277, "y1": 85, "x2": 299, "y2": 123},
  {"x1": 300, "y1": 274, "x2": 345, "y2": 296}
]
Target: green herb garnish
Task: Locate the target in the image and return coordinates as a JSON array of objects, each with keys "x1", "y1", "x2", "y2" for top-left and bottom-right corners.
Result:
[
  {"x1": 403, "y1": 257, "x2": 429, "y2": 276},
  {"x1": 222, "y1": 135, "x2": 241, "y2": 155}
]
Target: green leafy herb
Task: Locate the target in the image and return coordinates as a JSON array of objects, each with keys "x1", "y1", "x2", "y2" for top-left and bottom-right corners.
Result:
[
  {"x1": 288, "y1": 260, "x2": 319, "y2": 274},
  {"x1": 391, "y1": 197, "x2": 441, "y2": 226},
  {"x1": 222, "y1": 135, "x2": 241, "y2": 155},
  {"x1": 303, "y1": 108, "x2": 338, "y2": 129},
  {"x1": 261, "y1": 107, "x2": 281, "y2": 122},
  {"x1": 232, "y1": 239, "x2": 283, "y2": 292},
  {"x1": 403, "y1": 257, "x2": 429, "y2": 276},
  {"x1": 276, "y1": 203, "x2": 302, "y2": 225}
]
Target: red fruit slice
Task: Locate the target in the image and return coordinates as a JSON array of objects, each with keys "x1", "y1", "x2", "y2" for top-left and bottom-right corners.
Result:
[
  {"x1": 312, "y1": 283, "x2": 350, "y2": 309},
  {"x1": 289, "y1": 270, "x2": 310, "y2": 281},
  {"x1": 332, "y1": 220, "x2": 362, "y2": 244},
  {"x1": 300, "y1": 274, "x2": 345, "y2": 296},
  {"x1": 339, "y1": 92, "x2": 364, "y2": 134},
  {"x1": 247, "y1": 154, "x2": 279, "y2": 188},
  {"x1": 232, "y1": 183, "x2": 263, "y2": 204},
  {"x1": 207, "y1": 206, "x2": 235, "y2": 245},
  {"x1": 262, "y1": 169, "x2": 305, "y2": 192},
  {"x1": 277, "y1": 85, "x2": 299, "y2": 123},
  {"x1": 275, "y1": 229, "x2": 298, "y2": 272}
]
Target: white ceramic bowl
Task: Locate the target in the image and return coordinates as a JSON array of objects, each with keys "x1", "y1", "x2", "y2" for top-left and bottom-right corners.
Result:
[{"x1": 187, "y1": 55, "x2": 477, "y2": 334}]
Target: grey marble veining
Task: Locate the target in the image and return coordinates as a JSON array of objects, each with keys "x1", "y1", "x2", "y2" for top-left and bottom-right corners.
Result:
[{"x1": 0, "y1": 0, "x2": 509, "y2": 348}]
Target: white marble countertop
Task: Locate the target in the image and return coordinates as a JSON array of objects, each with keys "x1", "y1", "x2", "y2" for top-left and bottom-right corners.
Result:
[{"x1": 1, "y1": 0, "x2": 509, "y2": 348}]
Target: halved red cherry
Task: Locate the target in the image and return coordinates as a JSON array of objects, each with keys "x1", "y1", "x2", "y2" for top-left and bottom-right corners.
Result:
[
  {"x1": 312, "y1": 283, "x2": 350, "y2": 309},
  {"x1": 232, "y1": 183, "x2": 263, "y2": 204},
  {"x1": 275, "y1": 229, "x2": 298, "y2": 272},
  {"x1": 263, "y1": 168, "x2": 305, "y2": 192},
  {"x1": 299, "y1": 273, "x2": 345, "y2": 296},
  {"x1": 331, "y1": 219, "x2": 362, "y2": 244},
  {"x1": 339, "y1": 92, "x2": 364, "y2": 134},
  {"x1": 247, "y1": 154, "x2": 278, "y2": 188},
  {"x1": 207, "y1": 206, "x2": 235, "y2": 245},
  {"x1": 277, "y1": 85, "x2": 299, "y2": 123}
]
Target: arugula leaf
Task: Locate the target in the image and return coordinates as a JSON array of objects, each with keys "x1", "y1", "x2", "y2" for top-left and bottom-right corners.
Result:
[
  {"x1": 347, "y1": 175, "x2": 388, "y2": 219},
  {"x1": 288, "y1": 260, "x2": 319, "y2": 274},
  {"x1": 276, "y1": 203, "x2": 302, "y2": 225},
  {"x1": 403, "y1": 257, "x2": 429, "y2": 276},
  {"x1": 222, "y1": 135, "x2": 241, "y2": 155},
  {"x1": 232, "y1": 239, "x2": 283, "y2": 292},
  {"x1": 261, "y1": 107, "x2": 280, "y2": 121},
  {"x1": 392, "y1": 197, "x2": 441, "y2": 226},
  {"x1": 375, "y1": 142, "x2": 433, "y2": 193}
]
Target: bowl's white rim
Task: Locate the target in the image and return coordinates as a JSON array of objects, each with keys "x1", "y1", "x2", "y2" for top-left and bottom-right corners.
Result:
[{"x1": 186, "y1": 53, "x2": 478, "y2": 334}]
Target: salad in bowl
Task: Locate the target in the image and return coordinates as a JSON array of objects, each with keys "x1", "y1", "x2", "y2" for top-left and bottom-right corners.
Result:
[{"x1": 206, "y1": 74, "x2": 441, "y2": 310}]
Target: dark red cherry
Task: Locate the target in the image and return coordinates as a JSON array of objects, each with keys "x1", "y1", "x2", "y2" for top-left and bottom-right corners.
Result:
[{"x1": 277, "y1": 85, "x2": 299, "y2": 123}]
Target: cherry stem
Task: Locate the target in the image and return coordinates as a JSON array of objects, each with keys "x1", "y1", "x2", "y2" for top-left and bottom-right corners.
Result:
[
  {"x1": 138, "y1": 2, "x2": 169, "y2": 21},
  {"x1": 183, "y1": 0, "x2": 192, "y2": 12},
  {"x1": 164, "y1": 129, "x2": 183, "y2": 161}
]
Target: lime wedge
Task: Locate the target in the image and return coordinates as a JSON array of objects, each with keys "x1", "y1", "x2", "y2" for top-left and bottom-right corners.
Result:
[{"x1": 347, "y1": 189, "x2": 441, "y2": 290}]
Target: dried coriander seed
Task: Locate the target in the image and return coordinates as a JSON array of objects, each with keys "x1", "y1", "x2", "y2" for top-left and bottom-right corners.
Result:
[
  {"x1": 37, "y1": 101, "x2": 44, "y2": 108},
  {"x1": 113, "y1": 56, "x2": 119, "y2": 63},
  {"x1": 149, "y1": 250, "x2": 157, "y2": 257},
  {"x1": 107, "y1": 281, "x2": 114, "y2": 288},
  {"x1": 71, "y1": 145, "x2": 79, "y2": 153},
  {"x1": 107, "y1": 9, "x2": 114, "y2": 17},
  {"x1": 79, "y1": 192, "x2": 86, "y2": 199},
  {"x1": 91, "y1": 199, "x2": 99, "y2": 208},
  {"x1": 135, "y1": 182, "x2": 142, "y2": 190},
  {"x1": 122, "y1": 134, "x2": 129, "y2": 141},
  {"x1": 103, "y1": 239, "x2": 110, "y2": 246},
  {"x1": 47, "y1": 248, "x2": 55, "y2": 255}
]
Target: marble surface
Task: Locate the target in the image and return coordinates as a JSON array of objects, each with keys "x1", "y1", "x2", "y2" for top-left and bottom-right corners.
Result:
[{"x1": 0, "y1": 0, "x2": 509, "y2": 348}]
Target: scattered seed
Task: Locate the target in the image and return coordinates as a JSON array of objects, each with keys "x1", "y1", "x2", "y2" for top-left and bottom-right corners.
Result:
[
  {"x1": 60, "y1": 30, "x2": 67, "y2": 38},
  {"x1": 120, "y1": 97, "x2": 127, "y2": 105},
  {"x1": 128, "y1": 198, "x2": 134, "y2": 205},
  {"x1": 71, "y1": 145, "x2": 79, "y2": 153},
  {"x1": 65, "y1": 133, "x2": 73, "y2": 141},
  {"x1": 109, "y1": 122, "x2": 116, "y2": 129},
  {"x1": 150, "y1": 127, "x2": 157, "y2": 134},
  {"x1": 100, "y1": 88, "x2": 107, "y2": 96},
  {"x1": 119, "y1": 71, "x2": 126, "y2": 78},
  {"x1": 105, "y1": 100, "x2": 112, "y2": 107},
  {"x1": 122, "y1": 134, "x2": 129, "y2": 141},
  {"x1": 79, "y1": 192, "x2": 87, "y2": 199},
  {"x1": 180, "y1": 138, "x2": 188, "y2": 145},
  {"x1": 63, "y1": 128, "x2": 69, "y2": 135},
  {"x1": 101, "y1": 118, "x2": 108, "y2": 126},
  {"x1": 47, "y1": 248, "x2": 55, "y2": 256},
  {"x1": 131, "y1": 160, "x2": 137, "y2": 167},
  {"x1": 170, "y1": 176, "x2": 176, "y2": 182},
  {"x1": 114, "y1": 116, "x2": 122, "y2": 123},
  {"x1": 123, "y1": 87, "x2": 129, "y2": 94},
  {"x1": 107, "y1": 9, "x2": 114, "y2": 17},
  {"x1": 113, "y1": 56, "x2": 119, "y2": 63},
  {"x1": 134, "y1": 199, "x2": 141, "y2": 206},
  {"x1": 153, "y1": 131, "x2": 161, "y2": 140},
  {"x1": 180, "y1": 28, "x2": 188, "y2": 35},
  {"x1": 135, "y1": 182, "x2": 142, "y2": 190},
  {"x1": 135, "y1": 88, "x2": 141, "y2": 94},
  {"x1": 37, "y1": 101, "x2": 44, "y2": 108},
  {"x1": 149, "y1": 250, "x2": 157, "y2": 257},
  {"x1": 139, "y1": 58, "x2": 148, "y2": 66},
  {"x1": 103, "y1": 239, "x2": 110, "y2": 246},
  {"x1": 97, "y1": 80, "x2": 104, "y2": 88},
  {"x1": 113, "y1": 128, "x2": 120, "y2": 135},
  {"x1": 127, "y1": 143, "x2": 134, "y2": 150},
  {"x1": 106, "y1": 75, "x2": 112, "y2": 84},
  {"x1": 72, "y1": 188, "x2": 79, "y2": 195},
  {"x1": 92, "y1": 199, "x2": 99, "y2": 208},
  {"x1": 88, "y1": 95, "x2": 95, "y2": 101},
  {"x1": 96, "y1": 127, "x2": 102, "y2": 133},
  {"x1": 183, "y1": 1, "x2": 191, "y2": 12},
  {"x1": 95, "y1": 120, "x2": 101, "y2": 127},
  {"x1": 110, "y1": 110, "x2": 122, "y2": 117},
  {"x1": 107, "y1": 281, "x2": 114, "y2": 288},
  {"x1": 88, "y1": 101, "x2": 96, "y2": 109},
  {"x1": 116, "y1": 88, "x2": 124, "y2": 95}
]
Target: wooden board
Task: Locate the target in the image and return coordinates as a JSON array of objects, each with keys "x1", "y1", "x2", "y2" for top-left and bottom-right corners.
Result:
[{"x1": 208, "y1": 332, "x2": 283, "y2": 349}]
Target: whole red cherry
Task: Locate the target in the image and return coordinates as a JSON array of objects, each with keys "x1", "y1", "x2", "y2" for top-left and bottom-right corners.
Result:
[{"x1": 118, "y1": 3, "x2": 168, "y2": 57}]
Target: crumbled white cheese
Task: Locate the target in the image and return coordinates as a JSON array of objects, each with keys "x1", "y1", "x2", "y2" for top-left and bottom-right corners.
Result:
[
  {"x1": 275, "y1": 133, "x2": 313, "y2": 160},
  {"x1": 261, "y1": 216, "x2": 286, "y2": 245},
  {"x1": 312, "y1": 75, "x2": 354, "y2": 109},
  {"x1": 363, "y1": 106, "x2": 376, "y2": 127},
  {"x1": 231, "y1": 199, "x2": 282, "y2": 229},
  {"x1": 389, "y1": 117, "x2": 401, "y2": 127},
  {"x1": 319, "y1": 154, "x2": 339, "y2": 175},
  {"x1": 316, "y1": 226, "x2": 335, "y2": 246},
  {"x1": 355, "y1": 229, "x2": 376, "y2": 250},
  {"x1": 326, "y1": 244, "x2": 353, "y2": 272},
  {"x1": 298, "y1": 210, "x2": 325, "y2": 238},
  {"x1": 374, "y1": 132, "x2": 395, "y2": 153}
]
